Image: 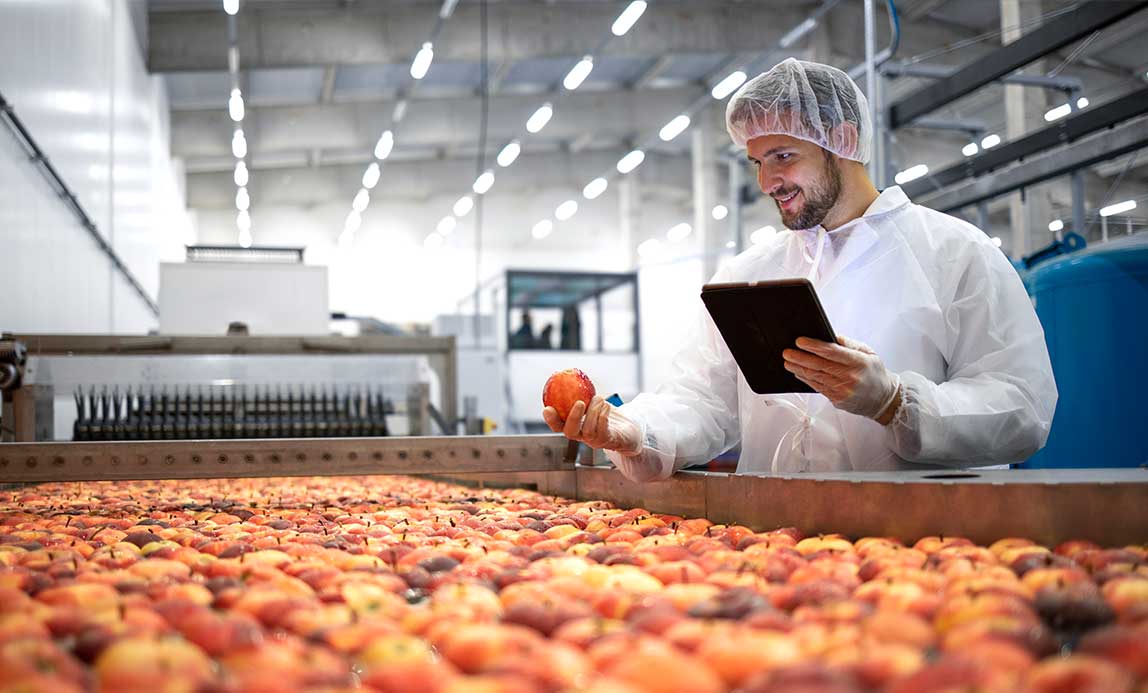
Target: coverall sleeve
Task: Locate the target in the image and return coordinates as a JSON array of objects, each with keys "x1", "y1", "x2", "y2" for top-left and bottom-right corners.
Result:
[
  {"x1": 603, "y1": 280, "x2": 743, "y2": 482},
  {"x1": 886, "y1": 239, "x2": 1058, "y2": 465}
]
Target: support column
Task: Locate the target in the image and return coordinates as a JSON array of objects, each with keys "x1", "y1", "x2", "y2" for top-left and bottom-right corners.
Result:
[
  {"x1": 692, "y1": 115, "x2": 721, "y2": 280},
  {"x1": 619, "y1": 177, "x2": 641, "y2": 269},
  {"x1": 1001, "y1": 0, "x2": 1052, "y2": 257}
]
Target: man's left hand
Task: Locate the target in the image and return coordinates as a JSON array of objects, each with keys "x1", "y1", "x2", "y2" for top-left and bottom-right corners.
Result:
[{"x1": 782, "y1": 336, "x2": 901, "y2": 423}]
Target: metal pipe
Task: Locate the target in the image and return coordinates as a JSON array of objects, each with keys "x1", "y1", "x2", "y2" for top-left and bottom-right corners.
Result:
[
  {"x1": 728, "y1": 155, "x2": 744, "y2": 254},
  {"x1": 864, "y1": 0, "x2": 878, "y2": 180},
  {"x1": 881, "y1": 61, "x2": 1083, "y2": 92}
]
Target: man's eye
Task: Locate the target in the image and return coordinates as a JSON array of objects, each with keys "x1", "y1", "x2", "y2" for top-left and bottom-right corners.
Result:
[{"x1": 776, "y1": 153, "x2": 792, "y2": 162}]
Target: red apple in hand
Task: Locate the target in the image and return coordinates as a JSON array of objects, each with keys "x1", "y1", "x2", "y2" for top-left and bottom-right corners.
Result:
[{"x1": 542, "y1": 368, "x2": 596, "y2": 420}]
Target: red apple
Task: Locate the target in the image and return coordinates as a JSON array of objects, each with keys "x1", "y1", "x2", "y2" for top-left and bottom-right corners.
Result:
[{"x1": 542, "y1": 368, "x2": 596, "y2": 420}]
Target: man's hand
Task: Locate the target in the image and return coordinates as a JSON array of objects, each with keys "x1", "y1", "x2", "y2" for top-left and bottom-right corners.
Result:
[
  {"x1": 782, "y1": 336, "x2": 902, "y2": 423},
  {"x1": 543, "y1": 396, "x2": 643, "y2": 455}
]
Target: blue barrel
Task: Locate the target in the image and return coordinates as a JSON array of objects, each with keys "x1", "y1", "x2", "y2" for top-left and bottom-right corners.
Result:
[{"x1": 1022, "y1": 235, "x2": 1148, "y2": 468}]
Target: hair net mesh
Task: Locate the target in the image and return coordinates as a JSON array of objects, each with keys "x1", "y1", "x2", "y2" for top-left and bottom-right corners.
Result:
[{"x1": 725, "y1": 58, "x2": 872, "y2": 164}]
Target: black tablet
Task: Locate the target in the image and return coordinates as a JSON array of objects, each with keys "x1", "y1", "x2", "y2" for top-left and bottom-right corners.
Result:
[{"x1": 700, "y1": 279, "x2": 837, "y2": 395}]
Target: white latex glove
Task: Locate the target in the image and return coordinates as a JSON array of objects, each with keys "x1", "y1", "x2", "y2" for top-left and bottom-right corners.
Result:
[
  {"x1": 542, "y1": 396, "x2": 643, "y2": 456},
  {"x1": 782, "y1": 336, "x2": 901, "y2": 421}
]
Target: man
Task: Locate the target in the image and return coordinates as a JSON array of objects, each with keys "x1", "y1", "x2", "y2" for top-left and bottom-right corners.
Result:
[{"x1": 543, "y1": 58, "x2": 1057, "y2": 481}]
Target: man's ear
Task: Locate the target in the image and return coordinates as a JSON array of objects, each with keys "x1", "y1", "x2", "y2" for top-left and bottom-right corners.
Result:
[{"x1": 829, "y1": 122, "x2": 860, "y2": 160}]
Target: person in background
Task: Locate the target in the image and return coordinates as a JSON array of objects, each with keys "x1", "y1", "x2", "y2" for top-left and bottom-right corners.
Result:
[
  {"x1": 544, "y1": 58, "x2": 1057, "y2": 481},
  {"x1": 510, "y1": 310, "x2": 536, "y2": 349},
  {"x1": 560, "y1": 306, "x2": 582, "y2": 351}
]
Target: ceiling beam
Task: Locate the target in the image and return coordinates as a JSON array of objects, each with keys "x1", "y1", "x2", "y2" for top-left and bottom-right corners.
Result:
[{"x1": 148, "y1": 3, "x2": 812, "y2": 71}]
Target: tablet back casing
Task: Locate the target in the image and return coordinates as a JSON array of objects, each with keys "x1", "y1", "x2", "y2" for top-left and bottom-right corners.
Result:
[{"x1": 700, "y1": 279, "x2": 837, "y2": 395}]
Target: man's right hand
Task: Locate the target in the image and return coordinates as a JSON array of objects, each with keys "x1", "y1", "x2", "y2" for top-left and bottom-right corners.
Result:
[{"x1": 542, "y1": 396, "x2": 643, "y2": 456}]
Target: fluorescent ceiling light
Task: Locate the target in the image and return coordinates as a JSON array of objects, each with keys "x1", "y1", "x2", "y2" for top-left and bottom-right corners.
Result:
[
  {"x1": 563, "y1": 57, "x2": 594, "y2": 91},
  {"x1": 894, "y1": 163, "x2": 929, "y2": 185},
  {"x1": 392, "y1": 100, "x2": 408, "y2": 124},
  {"x1": 962, "y1": 142, "x2": 979, "y2": 157},
  {"x1": 231, "y1": 130, "x2": 247, "y2": 159},
  {"x1": 711, "y1": 71, "x2": 747, "y2": 100},
  {"x1": 236, "y1": 210, "x2": 251, "y2": 233},
  {"x1": 1048, "y1": 219, "x2": 1064, "y2": 232},
  {"x1": 1076, "y1": 97, "x2": 1089, "y2": 109},
  {"x1": 362, "y1": 162, "x2": 380, "y2": 189},
  {"x1": 583, "y1": 177, "x2": 608, "y2": 200},
  {"x1": 233, "y1": 161, "x2": 249, "y2": 187},
  {"x1": 352, "y1": 188, "x2": 370, "y2": 213},
  {"x1": 1099, "y1": 199, "x2": 1136, "y2": 217},
  {"x1": 410, "y1": 42, "x2": 434, "y2": 80},
  {"x1": 659, "y1": 114, "x2": 691, "y2": 142},
  {"x1": 374, "y1": 130, "x2": 394, "y2": 160},
  {"x1": 424, "y1": 232, "x2": 444, "y2": 249},
  {"x1": 1044, "y1": 103, "x2": 1072, "y2": 122},
  {"x1": 637, "y1": 238, "x2": 662, "y2": 258},
  {"x1": 237, "y1": 229, "x2": 252, "y2": 248},
  {"x1": 666, "y1": 223, "x2": 692, "y2": 242},
  {"x1": 616, "y1": 149, "x2": 645, "y2": 174},
  {"x1": 453, "y1": 195, "x2": 474, "y2": 217},
  {"x1": 532, "y1": 219, "x2": 554, "y2": 240},
  {"x1": 555, "y1": 200, "x2": 579, "y2": 221},
  {"x1": 497, "y1": 141, "x2": 521, "y2": 168},
  {"x1": 526, "y1": 104, "x2": 553, "y2": 133},
  {"x1": 991, "y1": 236, "x2": 1003, "y2": 247},
  {"x1": 228, "y1": 89, "x2": 244, "y2": 122},
  {"x1": 611, "y1": 1, "x2": 647, "y2": 36},
  {"x1": 472, "y1": 170, "x2": 495, "y2": 195},
  {"x1": 235, "y1": 187, "x2": 250, "y2": 212},
  {"x1": 981, "y1": 134, "x2": 1001, "y2": 150},
  {"x1": 439, "y1": 0, "x2": 458, "y2": 19},
  {"x1": 437, "y1": 216, "x2": 457, "y2": 235},
  {"x1": 751, "y1": 225, "x2": 777, "y2": 245},
  {"x1": 223, "y1": 0, "x2": 239, "y2": 15},
  {"x1": 779, "y1": 17, "x2": 818, "y2": 48},
  {"x1": 712, "y1": 204, "x2": 728, "y2": 221},
  {"x1": 344, "y1": 210, "x2": 361, "y2": 234}
]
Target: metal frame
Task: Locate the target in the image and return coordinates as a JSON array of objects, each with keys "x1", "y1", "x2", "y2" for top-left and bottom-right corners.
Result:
[
  {"x1": 902, "y1": 88, "x2": 1148, "y2": 200},
  {"x1": 1, "y1": 433, "x2": 1145, "y2": 546},
  {"x1": 915, "y1": 114, "x2": 1148, "y2": 212},
  {"x1": 887, "y1": 1, "x2": 1148, "y2": 129},
  {"x1": 503, "y1": 269, "x2": 640, "y2": 356},
  {"x1": 4, "y1": 334, "x2": 458, "y2": 442},
  {"x1": 0, "y1": 435, "x2": 571, "y2": 483}
]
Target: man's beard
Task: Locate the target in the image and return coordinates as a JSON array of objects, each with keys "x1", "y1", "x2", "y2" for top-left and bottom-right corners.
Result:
[{"x1": 775, "y1": 153, "x2": 844, "y2": 230}]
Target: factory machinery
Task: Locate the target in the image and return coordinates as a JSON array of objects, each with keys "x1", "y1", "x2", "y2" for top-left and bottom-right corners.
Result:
[
  {"x1": 0, "y1": 333, "x2": 464, "y2": 443},
  {"x1": 70, "y1": 385, "x2": 394, "y2": 441}
]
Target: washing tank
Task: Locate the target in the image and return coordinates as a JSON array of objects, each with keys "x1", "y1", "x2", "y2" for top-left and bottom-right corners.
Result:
[{"x1": 1022, "y1": 235, "x2": 1148, "y2": 468}]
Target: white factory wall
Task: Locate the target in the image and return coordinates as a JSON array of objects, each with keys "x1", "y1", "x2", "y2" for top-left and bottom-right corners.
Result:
[{"x1": 0, "y1": 0, "x2": 191, "y2": 335}]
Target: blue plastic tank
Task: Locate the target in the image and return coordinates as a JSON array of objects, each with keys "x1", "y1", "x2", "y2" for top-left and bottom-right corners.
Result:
[{"x1": 1022, "y1": 235, "x2": 1148, "y2": 468}]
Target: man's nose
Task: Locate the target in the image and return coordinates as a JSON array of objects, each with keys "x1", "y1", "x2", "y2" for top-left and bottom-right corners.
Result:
[{"x1": 759, "y1": 171, "x2": 784, "y2": 195}]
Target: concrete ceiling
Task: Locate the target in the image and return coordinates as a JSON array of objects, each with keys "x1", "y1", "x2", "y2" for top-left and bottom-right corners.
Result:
[{"x1": 149, "y1": 0, "x2": 1148, "y2": 217}]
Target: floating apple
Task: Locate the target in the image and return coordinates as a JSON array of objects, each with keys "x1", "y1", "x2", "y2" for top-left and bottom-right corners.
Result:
[{"x1": 542, "y1": 368, "x2": 596, "y2": 420}]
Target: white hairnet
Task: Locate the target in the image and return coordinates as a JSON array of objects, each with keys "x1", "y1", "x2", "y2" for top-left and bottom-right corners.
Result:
[{"x1": 725, "y1": 58, "x2": 873, "y2": 164}]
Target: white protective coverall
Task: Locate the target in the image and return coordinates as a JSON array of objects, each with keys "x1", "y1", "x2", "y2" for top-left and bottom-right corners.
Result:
[{"x1": 605, "y1": 185, "x2": 1058, "y2": 481}]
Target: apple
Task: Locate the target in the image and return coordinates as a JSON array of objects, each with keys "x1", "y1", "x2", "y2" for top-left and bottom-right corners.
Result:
[
  {"x1": 1101, "y1": 576, "x2": 1148, "y2": 624},
  {"x1": 93, "y1": 635, "x2": 216, "y2": 692},
  {"x1": 1022, "y1": 654, "x2": 1134, "y2": 693},
  {"x1": 600, "y1": 637, "x2": 724, "y2": 693},
  {"x1": 1076, "y1": 624, "x2": 1148, "y2": 678},
  {"x1": 542, "y1": 368, "x2": 596, "y2": 420}
]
